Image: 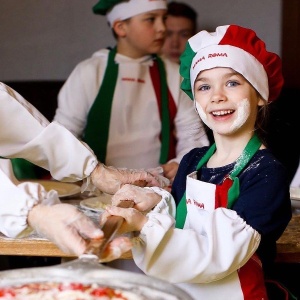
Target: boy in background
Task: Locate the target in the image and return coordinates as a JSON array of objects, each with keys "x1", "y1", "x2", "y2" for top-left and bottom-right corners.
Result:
[
  {"x1": 54, "y1": 0, "x2": 209, "y2": 186},
  {"x1": 161, "y1": 1, "x2": 198, "y2": 64}
]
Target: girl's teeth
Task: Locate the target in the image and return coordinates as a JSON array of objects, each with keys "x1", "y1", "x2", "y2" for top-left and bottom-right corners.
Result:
[{"x1": 212, "y1": 110, "x2": 233, "y2": 116}]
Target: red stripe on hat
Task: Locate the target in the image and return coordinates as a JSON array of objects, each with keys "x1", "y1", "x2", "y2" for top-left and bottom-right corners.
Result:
[{"x1": 219, "y1": 25, "x2": 284, "y2": 102}]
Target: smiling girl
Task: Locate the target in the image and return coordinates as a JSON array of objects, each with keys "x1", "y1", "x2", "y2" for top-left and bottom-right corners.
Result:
[{"x1": 103, "y1": 25, "x2": 292, "y2": 299}]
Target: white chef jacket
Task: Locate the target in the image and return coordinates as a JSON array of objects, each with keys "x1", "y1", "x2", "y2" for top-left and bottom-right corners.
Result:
[
  {"x1": 54, "y1": 49, "x2": 209, "y2": 169},
  {"x1": 0, "y1": 83, "x2": 98, "y2": 237},
  {"x1": 132, "y1": 187, "x2": 261, "y2": 300}
]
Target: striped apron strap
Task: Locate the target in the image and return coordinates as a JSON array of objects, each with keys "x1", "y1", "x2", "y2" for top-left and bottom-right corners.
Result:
[
  {"x1": 149, "y1": 55, "x2": 177, "y2": 163},
  {"x1": 83, "y1": 49, "x2": 177, "y2": 164},
  {"x1": 83, "y1": 47, "x2": 118, "y2": 163},
  {"x1": 175, "y1": 134, "x2": 262, "y2": 228}
]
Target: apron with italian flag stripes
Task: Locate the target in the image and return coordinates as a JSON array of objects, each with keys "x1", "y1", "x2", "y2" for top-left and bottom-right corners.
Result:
[
  {"x1": 82, "y1": 47, "x2": 177, "y2": 165},
  {"x1": 176, "y1": 134, "x2": 268, "y2": 299}
]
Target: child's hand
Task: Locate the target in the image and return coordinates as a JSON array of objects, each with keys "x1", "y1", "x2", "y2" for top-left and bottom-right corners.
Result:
[
  {"x1": 111, "y1": 184, "x2": 161, "y2": 212},
  {"x1": 161, "y1": 162, "x2": 178, "y2": 184},
  {"x1": 101, "y1": 205, "x2": 147, "y2": 234}
]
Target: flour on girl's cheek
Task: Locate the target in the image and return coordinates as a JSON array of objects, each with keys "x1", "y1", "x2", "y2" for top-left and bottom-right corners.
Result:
[
  {"x1": 195, "y1": 102, "x2": 209, "y2": 127},
  {"x1": 195, "y1": 98, "x2": 250, "y2": 132},
  {"x1": 229, "y1": 98, "x2": 250, "y2": 132}
]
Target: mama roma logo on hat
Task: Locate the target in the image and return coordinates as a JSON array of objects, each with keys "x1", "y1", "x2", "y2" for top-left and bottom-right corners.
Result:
[
  {"x1": 93, "y1": 0, "x2": 167, "y2": 27},
  {"x1": 180, "y1": 24, "x2": 284, "y2": 103}
]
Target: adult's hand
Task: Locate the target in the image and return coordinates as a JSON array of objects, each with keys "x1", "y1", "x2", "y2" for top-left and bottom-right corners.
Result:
[
  {"x1": 90, "y1": 163, "x2": 164, "y2": 194},
  {"x1": 28, "y1": 203, "x2": 103, "y2": 256}
]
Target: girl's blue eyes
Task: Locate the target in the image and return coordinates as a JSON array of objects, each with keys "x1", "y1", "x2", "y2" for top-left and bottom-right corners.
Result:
[
  {"x1": 227, "y1": 81, "x2": 239, "y2": 87},
  {"x1": 199, "y1": 85, "x2": 210, "y2": 91},
  {"x1": 197, "y1": 81, "x2": 240, "y2": 91}
]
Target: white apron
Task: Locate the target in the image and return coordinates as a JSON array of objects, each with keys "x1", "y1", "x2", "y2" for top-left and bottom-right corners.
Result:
[{"x1": 176, "y1": 134, "x2": 268, "y2": 299}]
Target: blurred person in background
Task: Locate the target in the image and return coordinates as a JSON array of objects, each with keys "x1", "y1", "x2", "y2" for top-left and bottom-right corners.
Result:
[{"x1": 161, "y1": 1, "x2": 198, "y2": 64}]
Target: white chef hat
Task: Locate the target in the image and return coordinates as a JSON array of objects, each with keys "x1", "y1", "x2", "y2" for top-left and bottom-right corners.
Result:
[
  {"x1": 180, "y1": 25, "x2": 284, "y2": 103},
  {"x1": 93, "y1": 0, "x2": 167, "y2": 28}
]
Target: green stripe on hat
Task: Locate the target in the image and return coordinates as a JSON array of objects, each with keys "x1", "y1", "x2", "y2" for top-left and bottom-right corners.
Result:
[
  {"x1": 179, "y1": 42, "x2": 196, "y2": 100},
  {"x1": 93, "y1": 0, "x2": 124, "y2": 15}
]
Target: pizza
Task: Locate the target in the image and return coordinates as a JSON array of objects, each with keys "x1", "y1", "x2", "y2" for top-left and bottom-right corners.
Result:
[{"x1": 0, "y1": 282, "x2": 143, "y2": 299}]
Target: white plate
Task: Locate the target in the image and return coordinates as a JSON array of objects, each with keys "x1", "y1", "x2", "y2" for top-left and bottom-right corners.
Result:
[
  {"x1": 25, "y1": 180, "x2": 81, "y2": 198},
  {"x1": 80, "y1": 194, "x2": 112, "y2": 213},
  {"x1": 290, "y1": 187, "x2": 300, "y2": 209}
]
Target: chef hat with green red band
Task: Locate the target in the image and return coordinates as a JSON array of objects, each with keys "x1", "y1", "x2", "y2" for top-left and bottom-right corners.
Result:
[
  {"x1": 180, "y1": 24, "x2": 284, "y2": 103},
  {"x1": 93, "y1": 0, "x2": 167, "y2": 28}
]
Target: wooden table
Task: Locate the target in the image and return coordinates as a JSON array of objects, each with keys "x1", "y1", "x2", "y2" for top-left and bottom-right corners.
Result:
[
  {"x1": 275, "y1": 211, "x2": 300, "y2": 263},
  {"x1": 0, "y1": 237, "x2": 71, "y2": 257},
  {"x1": 0, "y1": 201, "x2": 299, "y2": 262}
]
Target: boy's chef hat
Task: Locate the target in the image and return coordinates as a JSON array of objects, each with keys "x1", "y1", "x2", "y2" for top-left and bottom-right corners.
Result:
[
  {"x1": 180, "y1": 25, "x2": 284, "y2": 103},
  {"x1": 93, "y1": 0, "x2": 167, "y2": 27}
]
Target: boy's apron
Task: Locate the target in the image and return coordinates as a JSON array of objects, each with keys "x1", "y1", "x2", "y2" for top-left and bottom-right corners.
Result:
[
  {"x1": 82, "y1": 47, "x2": 177, "y2": 164},
  {"x1": 176, "y1": 134, "x2": 268, "y2": 299}
]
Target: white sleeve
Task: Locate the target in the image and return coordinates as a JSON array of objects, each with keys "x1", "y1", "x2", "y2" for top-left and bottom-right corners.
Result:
[
  {"x1": 171, "y1": 90, "x2": 210, "y2": 164},
  {"x1": 147, "y1": 186, "x2": 176, "y2": 218},
  {"x1": 54, "y1": 55, "x2": 106, "y2": 138},
  {"x1": 0, "y1": 83, "x2": 98, "y2": 182},
  {"x1": 132, "y1": 207, "x2": 260, "y2": 284},
  {"x1": 0, "y1": 159, "x2": 60, "y2": 237},
  {"x1": 54, "y1": 64, "x2": 90, "y2": 137}
]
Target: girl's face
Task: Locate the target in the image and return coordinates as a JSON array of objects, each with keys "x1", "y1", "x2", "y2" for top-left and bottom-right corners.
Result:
[
  {"x1": 193, "y1": 67, "x2": 265, "y2": 137},
  {"x1": 118, "y1": 10, "x2": 167, "y2": 58}
]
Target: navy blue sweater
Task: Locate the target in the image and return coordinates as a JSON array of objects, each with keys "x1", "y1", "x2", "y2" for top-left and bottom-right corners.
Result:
[{"x1": 172, "y1": 147, "x2": 292, "y2": 273}]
